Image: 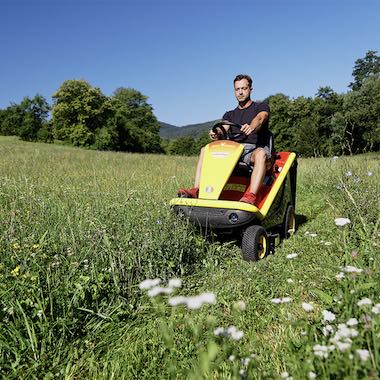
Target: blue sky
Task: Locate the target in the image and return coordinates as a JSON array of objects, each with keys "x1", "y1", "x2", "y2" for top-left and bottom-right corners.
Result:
[{"x1": 1, "y1": 0, "x2": 379, "y2": 126}]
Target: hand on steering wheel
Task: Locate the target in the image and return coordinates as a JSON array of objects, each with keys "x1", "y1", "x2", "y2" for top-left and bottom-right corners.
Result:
[{"x1": 211, "y1": 121, "x2": 245, "y2": 141}]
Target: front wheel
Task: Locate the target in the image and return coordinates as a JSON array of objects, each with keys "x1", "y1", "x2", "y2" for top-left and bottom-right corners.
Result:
[{"x1": 242, "y1": 225, "x2": 269, "y2": 262}]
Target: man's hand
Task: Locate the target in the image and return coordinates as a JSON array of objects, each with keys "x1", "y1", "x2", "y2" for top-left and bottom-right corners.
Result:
[
  {"x1": 209, "y1": 128, "x2": 220, "y2": 140},
  {"x1": 240, "y1": 123, "x2": 255, "y2": 135}
]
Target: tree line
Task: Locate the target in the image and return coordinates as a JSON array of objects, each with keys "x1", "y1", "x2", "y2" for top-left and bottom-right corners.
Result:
[
  {"x1": 0, "y1": 80, "x2": 163, "y2": 153},
  {"x1": 1, "y1": 51, "x2": 379, "y2": 157}
]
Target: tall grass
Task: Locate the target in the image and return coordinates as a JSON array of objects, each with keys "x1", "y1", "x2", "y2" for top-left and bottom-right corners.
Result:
[{"x1": 0, "y1": 136, "x2": 379, "y2": 379}]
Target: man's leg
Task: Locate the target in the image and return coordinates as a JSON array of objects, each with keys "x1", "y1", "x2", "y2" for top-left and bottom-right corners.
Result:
[
  {"x1": 249, "y1": 149, "x2": 269, "y2": 195},
  {"x1": 240, "y1": 148, "x2": 271, "y2": 205}
]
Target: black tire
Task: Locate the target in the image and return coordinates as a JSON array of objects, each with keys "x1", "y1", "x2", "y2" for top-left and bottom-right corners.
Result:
[
  {"x1": 283, "y1": 204, "x2": 296, "y2": 239},
  {"x1": 242, "y1": 225, "x2": 269, "y2": 262}
]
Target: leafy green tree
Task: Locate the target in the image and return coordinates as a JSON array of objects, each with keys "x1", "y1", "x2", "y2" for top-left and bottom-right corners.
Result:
[
  {"x1": 0, "y1": 95, "x2": 49, "y2": 140},
  {"x1": 314, "y1": 87, "x2": 343, "y2": 155},
  {"x1": 266, "y1": 94, "x2": 294, "y2": 152},
  {"x1": 18, "y1": 95, "x2": 50, "y2": 141},
  {"x1": 52, "y1": 80, "x2": 109, "y2": 146},
  {"x1": 0, "y1": 103, "x2": 24, "y2": 136},
  {"x1": 333, "y1": 77, "x2": 380, "y2": 154},
  {"x1": 166, "y1": 136, "x2": 196, "y2": 155},
  {"x1": 106, "y1": 87, "x2": 163, "y2": 153},
  {"x1": 349, "y1": 50, "x2": 380, "y2": 91},
  {"x1": 193, "y1": 131, "x2": 211, "y2": 154}
]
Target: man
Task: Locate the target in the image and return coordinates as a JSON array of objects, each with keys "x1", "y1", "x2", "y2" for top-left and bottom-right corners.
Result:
[{"x1": 178, "y1": 74, "x2": 272, "y2": 206}]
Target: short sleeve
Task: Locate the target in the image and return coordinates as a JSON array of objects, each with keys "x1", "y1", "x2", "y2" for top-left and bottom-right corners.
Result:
[
  {"x1": 222, "y1": 111, "x2": 232, "y2": 121},
  {"x1": 257, "y1": 102, "x2": 270, "y2": 114}
]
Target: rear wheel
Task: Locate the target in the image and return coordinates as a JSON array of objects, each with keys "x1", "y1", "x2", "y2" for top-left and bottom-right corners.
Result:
[
  {"x1": 283, "y1": 204, "x2": 296, "y2": 238},
  {"x1": 242, "y1": 225, "x2": 269, "y2": 262}
]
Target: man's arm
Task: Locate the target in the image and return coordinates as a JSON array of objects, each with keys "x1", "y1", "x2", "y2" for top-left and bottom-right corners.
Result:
[{"x1": 240, "y1": 111, "x2": 269, "y2": 135}]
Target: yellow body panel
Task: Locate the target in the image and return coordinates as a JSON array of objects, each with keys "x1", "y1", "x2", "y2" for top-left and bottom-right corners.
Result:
[
  {"x1": 199, "y1": 141, "x2": 244, "y2": 200},
  {"x1": 170, "y1": 151, "x2": 297, "y2": 221}
]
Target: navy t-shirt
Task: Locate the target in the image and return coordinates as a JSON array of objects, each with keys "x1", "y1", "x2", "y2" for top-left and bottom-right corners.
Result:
[{"x1": 222, "y1": 101, "x2": 270, "y2": 146}]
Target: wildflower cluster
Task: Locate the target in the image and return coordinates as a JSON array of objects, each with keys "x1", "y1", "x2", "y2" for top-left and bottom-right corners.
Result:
[{"x1": 214, "y1": 326, "x2": 244, "y2": 341}]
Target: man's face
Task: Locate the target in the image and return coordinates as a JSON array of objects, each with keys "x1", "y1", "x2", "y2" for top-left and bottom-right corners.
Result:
[{"x1": 234, "y1": 79, "x2": 251, "y2": 103}]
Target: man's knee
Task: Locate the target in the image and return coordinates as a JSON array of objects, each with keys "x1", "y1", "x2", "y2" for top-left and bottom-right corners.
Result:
[{"x1": 251, "y1": 149, "x2": 267, "y2": 164}]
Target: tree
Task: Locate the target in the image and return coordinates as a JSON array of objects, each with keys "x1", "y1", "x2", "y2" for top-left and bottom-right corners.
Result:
[
  {"x1": 52, "y1": 80, "x2": 109, "y2": 146},
  {"x1": 266, "y1": 94, "x2": 294, "y2": 152},
  {"x1": 106, "y1": 87, "x2": 163, "y2": 153},
  {"x1": 0, "y1": 103, "x2": 24, "y2": 136},
  {"x1": 166, "y1": 136, "x2": 196, "y2": 155},
  {"x1": 0, "y1": 95, "x2": 49, "y2": 140},
  {"x1": 333, "y1": 77, "x2": 380, "y2": 154},
  {"x1": 349, "y1": 50, "x2": 380, "y2": 91},
  {"x1": 18, "y1": 95, "x2": 50, "y2": 141}
]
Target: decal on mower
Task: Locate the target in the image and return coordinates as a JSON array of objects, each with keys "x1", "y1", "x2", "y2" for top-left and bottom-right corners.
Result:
[
  {"x1": 205, "y1": 186, "x2": 214, "y2": 193},
  {"x1": 211, "y1": 152, "x2": 230, "y2": 158}
]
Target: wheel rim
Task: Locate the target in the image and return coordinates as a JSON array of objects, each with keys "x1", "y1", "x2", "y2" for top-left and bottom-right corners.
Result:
[
  {"x1": 287, "y1": 212, "x2": 296, "y2": 235},
  {"x1": 258, "y1": 235, "x2": 267, "y2": 259}
]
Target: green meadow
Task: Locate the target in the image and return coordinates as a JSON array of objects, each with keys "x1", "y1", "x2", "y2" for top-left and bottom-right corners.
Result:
[{"x1": 0, "y1": 136, "x2": 379, "y2": 379}]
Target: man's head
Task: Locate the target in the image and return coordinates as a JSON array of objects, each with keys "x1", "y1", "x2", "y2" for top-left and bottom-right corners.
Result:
[{"x1": 233, "y1": 74, "x2": 253, "y2": 105}]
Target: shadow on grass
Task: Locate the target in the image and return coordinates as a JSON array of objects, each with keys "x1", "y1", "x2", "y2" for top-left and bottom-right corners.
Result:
[{"x1": 296, "y1": 214, "x2": 308, "y2": 228}]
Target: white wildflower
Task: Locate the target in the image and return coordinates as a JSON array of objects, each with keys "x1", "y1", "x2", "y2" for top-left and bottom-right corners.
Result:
[
  {"x1": 228, "y1": 355, "x2": 236, "y2": 362},
  {"x1": 214, "y1": 327, "x2": 225, "y2": 336},
  {"x1": 342, "y1": 266, "x2": 363, "y2": 273},
  {"x1": 302, "y1": 302, "x2": 314, "y2": 312},
  {"x1": 322, "y1": 325, "x2": 334, "y2": 336},
  {"x1": 271, "y1": 297, "x2": 292, "y2": 304},
  {"x1": 308, "y1": 372, "x2": 317, "y2": 379},
  {"x1": 346, "y1": 318, "x2": 358, "y2": 326},
  {"x1": 336, "y1": 272, "x2": 345, "y2": 280},
  {"x1": 324, "y1": 241, "x2": 332, "y2": 246},
  {"x1": 214, "y1": 326, "x2": 244, "y2": 341},
  {"x1": 367, "y1": 171, "x2": 373, "y2": 177},
  {"x1": 357, "y1": 298, "x2": 372, "y2": 307},
  {"x1": 168, "y1": 278, "x2": 182, "y2": 289},
  {"x1": 346, "y1": 171, "x2": 352, "y2": 177},
  {"x1": 227, "y1": 325, "x2": 244, "y2": 340},
  {"x1": 332, "y1": 156, "x2": 339, "y2": 161},
  {"x1": 233, "y1": 300, "x2": 246, "y2": 311},
  {"x1": 335, "y1": 217, "x2": 351, "y2": 227},
  {"x1": 139, "y1": 278, "x2": 161, "y2": 290},
  {"x1": 322, "y1": 310, "x2": 336, "y2": 322},
  {"x1": 335, "y1": 341, "x2": 352, "y2": 352},
  {"x1": 355, "y1": 349, "x2": 370, "y2": 362},
  {"x1": 241, "y1": 357, "x2": 251, "y2": 366},
  {"x1": 281, "y1": 372, "x2": 292, "y2": 379},
  {"x1": 372, "y1": 303, "x2": 380, "y2": 314},
  {"x1": 287, "y1": 278, "x2": 294, "y2": 284},
  {"x1": 147, "y1": 286, "x2": 173, "y2": 298},
  {"x1": 185, "y1": 292, "x2": 216, "y2": 309},
  {"x1": 168, "y1": 296, "x2": 187, "y2": 306},
  {"x1": 313, "y1": 344, "x2": 335, "y2": 358},
  {"x1": 308, "y1": 233, "x2": 318, "y2": 237},
  {"x1": 286, "y1": 253, "x2": 298, "y2": 259}
]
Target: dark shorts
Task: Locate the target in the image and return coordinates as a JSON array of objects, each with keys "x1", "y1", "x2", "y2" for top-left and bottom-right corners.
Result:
[{"x1": 241, "y1": 143, "x2": 271, "y2": 165}]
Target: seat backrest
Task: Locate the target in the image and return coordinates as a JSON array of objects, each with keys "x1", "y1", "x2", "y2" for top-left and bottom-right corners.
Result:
[{"x1": 268, "y1": 130, "x2": 275, "y2": 154}]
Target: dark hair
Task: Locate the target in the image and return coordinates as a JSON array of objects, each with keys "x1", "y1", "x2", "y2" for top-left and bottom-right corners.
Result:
[{"x1": 234, "y1": 74, "x2": 253, "y2": 88}]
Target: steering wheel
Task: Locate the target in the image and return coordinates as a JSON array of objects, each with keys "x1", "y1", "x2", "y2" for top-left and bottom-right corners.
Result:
[{"x1": 212, "y1": 121, "x2": 246, "y2": 141}]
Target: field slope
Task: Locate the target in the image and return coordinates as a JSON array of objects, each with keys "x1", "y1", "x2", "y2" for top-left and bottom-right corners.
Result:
[{"x1": 0, "y1": 136, "x2": 379, "y2": 379}]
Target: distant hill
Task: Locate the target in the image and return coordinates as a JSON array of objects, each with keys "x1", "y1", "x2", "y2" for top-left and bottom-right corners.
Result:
[{"x1": 159, "y1": 120, "x2": 218, "y2": 139}]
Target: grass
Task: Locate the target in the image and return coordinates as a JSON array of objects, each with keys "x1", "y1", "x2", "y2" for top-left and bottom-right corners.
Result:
[{"x1": 0, "y1": 135, "x2": 379, "y2": 379}]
